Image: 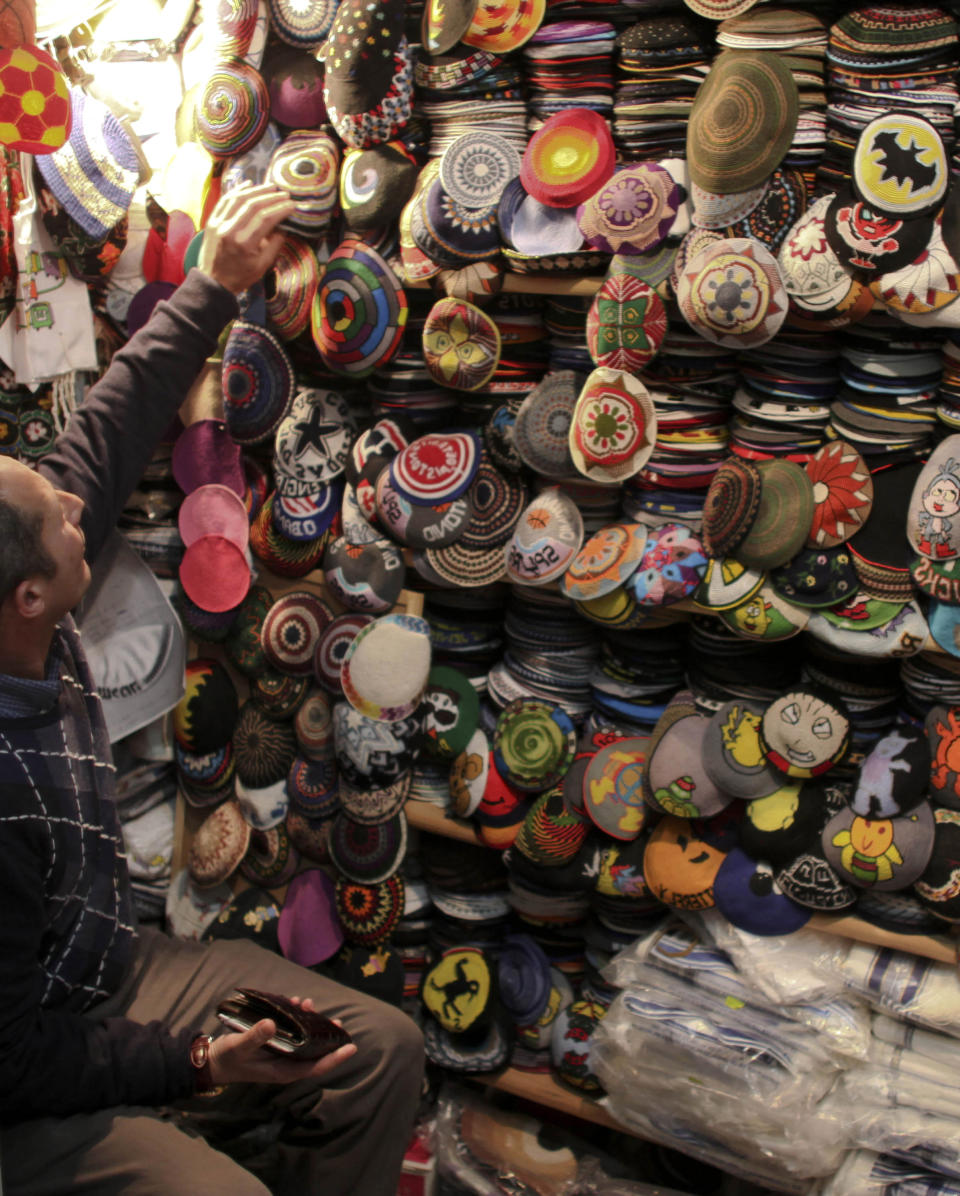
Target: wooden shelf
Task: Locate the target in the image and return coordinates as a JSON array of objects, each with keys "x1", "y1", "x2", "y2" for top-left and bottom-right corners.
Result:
[
  {"x1": 472, "y1": 1068, "x2": 625, "y2": 1135},
  {"x1": 403, "y1": 803, "x2": 960, "y2": 968},
  {"x1": 407, "y1": 274, "x2": 604, "y2": 297}
]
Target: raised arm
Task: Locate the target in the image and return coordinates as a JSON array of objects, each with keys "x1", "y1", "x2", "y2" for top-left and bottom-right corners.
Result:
[{"x1": 37, "y1": 184, "x2": 295, "y2": 564}]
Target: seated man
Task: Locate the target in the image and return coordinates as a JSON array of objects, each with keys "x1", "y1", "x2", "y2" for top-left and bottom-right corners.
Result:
[{"x1": 0, "y1": 184, "x2": 424, "y2": 1196}]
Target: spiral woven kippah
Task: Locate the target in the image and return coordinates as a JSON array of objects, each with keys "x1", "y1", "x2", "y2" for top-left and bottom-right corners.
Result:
[
  {"x1": 266, "y1": 235, "x2": 319, "y2": 341},
  {"x1": 208, "y1": 0, "x2": 259, "y2": 59},
  {"x1": 199, "y1": 62, "x2": 270, "y2": 160}
]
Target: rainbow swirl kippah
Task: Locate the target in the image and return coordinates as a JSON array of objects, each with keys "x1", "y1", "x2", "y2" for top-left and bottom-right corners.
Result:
[{"x1": 198, "y1": 62, "x2": 270, "y2": 160}]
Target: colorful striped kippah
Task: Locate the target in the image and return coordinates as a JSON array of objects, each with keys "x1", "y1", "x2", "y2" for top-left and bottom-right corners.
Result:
[
  {"x1": 35, "y1": 87, "x2": 138, "y2": 237},
  {"x1": 198, "y1": 62, "x2": 270, "y2": 160}
]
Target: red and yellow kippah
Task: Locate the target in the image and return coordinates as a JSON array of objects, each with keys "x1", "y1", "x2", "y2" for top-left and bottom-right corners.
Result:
[
  {"x1": 0, "y1": 44, "x2": 70, "y2": 154},
  {"x1": 520, "y1": 108, "x2": 614, "y2": 209}
]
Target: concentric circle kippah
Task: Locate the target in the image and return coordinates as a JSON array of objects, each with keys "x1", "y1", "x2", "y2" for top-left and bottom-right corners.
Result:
[
  {"x1": 287, "y1": 755, "x2": 339, "y2": 818},
  {"x1": 687, "y1": 49, "x2": 798, "y2": 194},
  {"x1": 268, "y1": 131, "x2": 339, "y2": 237},
  {"x1": 261, "y1": 590, "x2": 333, "y2": 676},
  {"x1": 515, "y1": 789, "x2": 588, "y2": 866},
  {"x1": 294, "y1": 690, "x2": 335, "y2": 758},
  {"x1": 335, "y1": 874, "x2": 405, "y2": 945},
  {"x1": 702, "y1": 457, "x2": 763, "y2": 558},
  {"x1": 521, "y1": 108, "x2": 615, "y2": 208},
  {"x1": 493, "y1": 698, "x2": 576, "y2": 792},
  {"x1": 268, "y1": 0, "x2": 338, "y2": 45},
  {"x1": 463, "y1": 0, "x2": 546, "y2": 53},
  {"x1": 311, "y1": 236, "x2": 408, "y2": 377},
  {"x1": 249, "y1": 494, "x2": 326, "y2": 578},
  {"x1": 314, "y1": 613, "x2": 371, "y2": 692},
  {"x1": 198, "y1": 61, "x2": 270, "y2": 160},
  {"x1": 266, "y1": 235, "x2": 320, "y2": 341},
  {"x1": 221, "y1": 321, "x2": 295, "y2": 445},
  {"x1": 209, "y1": 0, "x2": 259, "y2": 59},
  {"x1": 251, "y1": 671, "x2": 309, "y2": 719},
  {"x1": 329, "y1": 812, "x2": 408, "y2": 884},
  {"x1": 458, "y1": 461, "x2": 526, "y2": 550},
  {"x1": 232, "y1": 702, "x2": 298, "y2": 787}
]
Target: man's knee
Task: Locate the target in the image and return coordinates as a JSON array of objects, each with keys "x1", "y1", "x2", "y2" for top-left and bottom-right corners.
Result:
[
  {"x1": 377, "y1": 1004, "x2": 425, "y2": 1084},
  {"x1": 105, "y1": 1114, "x2": 272, "y2": 1196}
]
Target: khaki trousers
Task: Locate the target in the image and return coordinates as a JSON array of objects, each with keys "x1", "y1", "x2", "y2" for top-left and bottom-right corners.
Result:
[{"x1": 1, "y1": 928, "x2": 425, "y2": 1196}]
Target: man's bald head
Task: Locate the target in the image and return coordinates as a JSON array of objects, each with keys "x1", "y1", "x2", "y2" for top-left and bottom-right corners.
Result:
[{"x1": 0, "y1": 458, "x2": 59, "y2": 604}]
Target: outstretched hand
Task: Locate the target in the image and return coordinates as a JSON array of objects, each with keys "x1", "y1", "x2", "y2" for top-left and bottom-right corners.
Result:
[
  {"x1": 208, "y1": 996, "x2": 356, "y2": 1086},
  {"x1": 197, "y1": 182, "x2": 296, "y2": 295}
]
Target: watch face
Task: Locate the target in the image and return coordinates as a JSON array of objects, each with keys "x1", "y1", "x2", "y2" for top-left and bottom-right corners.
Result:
[{"x1": 190, "y1": 1034, "x2": 211, "y2": 1067}]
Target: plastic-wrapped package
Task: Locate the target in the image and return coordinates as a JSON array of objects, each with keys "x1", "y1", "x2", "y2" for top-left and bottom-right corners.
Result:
[
  {"x1": 817, "y1": 1150, "x2": 960, "y2": 1195},
  {"x1": 874, "y1": 1014, "x2": 960, "y2": 1062},
  {"x1": 839, "y1": 1065, "x2": 960, "y2": 1120},
  {"x1": 869, "y1": 1036, "x2": 960, "y2": 1093},
  {"x1": 602, "y1": 920, "x2": 871, "y2": 1060},
  {"x1": 841, "y1": 943, "x2": 960, "y2": 1038},
  {"x1": 595, "y1": 969, "x2": 839, "y2": 1107},
  {"x1": 846, "y1": 1106, "x2": 960, "y2": 1180},
  {"x1": 826, "y1": 1011, "x2": 960, "y2": 1182},
  {"x1": 588, "y1": 1099, "x2": 815, "y2": 1196},
  {"x1": 564, "y1": 1159, "x2": 692, "y2": 1196},
  {"x1": 689, "y1": 910, "x2": 849, "y2": 1006},
  {"x1": 596, "y1": 1031, "x2": 847, "y2": 1178},
  {"x1": 592, "y1": 987, "x2": 849, "y2": 1182},
  {"x1": 430, "y1": 1084, "x2": 579, "y2": 1196}
]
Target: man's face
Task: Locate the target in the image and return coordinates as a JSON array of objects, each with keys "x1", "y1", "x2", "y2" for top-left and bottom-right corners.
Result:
[{"x1": 0, "y1": 460, "x2": 89, "y2": 617}]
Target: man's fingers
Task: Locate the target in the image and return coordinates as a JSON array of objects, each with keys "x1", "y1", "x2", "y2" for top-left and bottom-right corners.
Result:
[
  {"x1": 217, "y1": 189, "x2": 294, "y2": 236},
  {"x1": 227, "y1": 195, "x2": 297, "y2": 247},
  {"x1": 213, "y1": 180, "x2": 284, "y2": 217},
  {"x1": 294, "y1": 1043, "x2": 357, "y2": 1081},
  {"x1": 247, "y1": 1018, "x2": 277, "y2": 1049}
]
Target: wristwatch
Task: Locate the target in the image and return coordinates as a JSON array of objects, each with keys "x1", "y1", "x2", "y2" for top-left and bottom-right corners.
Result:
[{"x1": 189, "y1": 1033, "x2": 215, "y2": 1093}]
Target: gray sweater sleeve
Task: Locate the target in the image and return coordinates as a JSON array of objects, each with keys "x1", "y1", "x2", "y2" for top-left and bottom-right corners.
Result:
[
  {"x1": 0, "y1": 271, "x2": 238, "y2": 1116},
  {"x1": 38, "y1": 269, "x2": 239, "y2": 562}
]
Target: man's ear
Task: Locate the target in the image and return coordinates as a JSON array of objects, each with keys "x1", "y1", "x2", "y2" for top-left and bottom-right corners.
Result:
[{"x1": 11, "y1": 575, "x2": 48, "y2": 620}]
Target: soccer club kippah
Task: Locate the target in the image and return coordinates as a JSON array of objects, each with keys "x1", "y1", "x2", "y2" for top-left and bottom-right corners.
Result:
[{"x1": 0, "y1": 44, "x2": 70, "y2": 154}]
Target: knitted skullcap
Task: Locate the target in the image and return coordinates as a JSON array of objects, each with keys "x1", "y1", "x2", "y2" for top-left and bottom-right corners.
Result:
[
  {"x1": 198, "y1": 61, "x2": 270, "y2": 160},
  {"x1": 232, "y1": 700, "x2": 298, "y2": 787}
]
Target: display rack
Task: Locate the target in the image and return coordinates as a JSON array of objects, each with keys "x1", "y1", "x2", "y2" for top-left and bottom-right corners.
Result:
[
  {"x1": 474, "y1": 1068, "x2": 624, "y2": 1134},
  {"x1": 401, "y1": 795, "x2": 960, "y2": 1136},
  {"x1": 169, "y1": 572, "x2": 423, "y2": 879},
  {"x1": 169, "y1": 273, "x2": 960, "y2": 1154},
  {"x1": 403, "y1": 799, "x2": 960, "y2": 966}
]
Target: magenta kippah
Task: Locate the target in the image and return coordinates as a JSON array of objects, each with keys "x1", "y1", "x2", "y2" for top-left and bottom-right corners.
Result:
[
  {"x1": 179, "y1": 534, "x2": 251, "y2": 613},
  {"x1": 172, "y1": 420, "x2": 246, "y2": 496}
]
